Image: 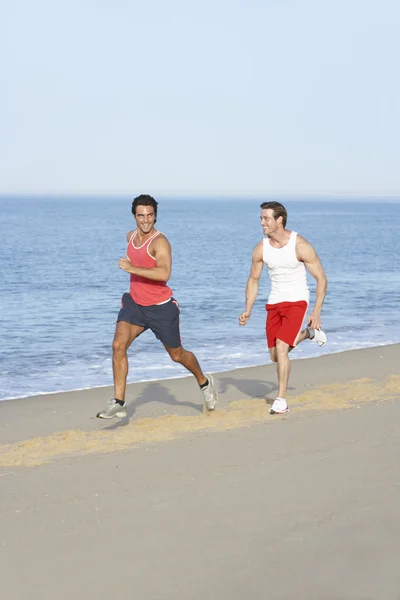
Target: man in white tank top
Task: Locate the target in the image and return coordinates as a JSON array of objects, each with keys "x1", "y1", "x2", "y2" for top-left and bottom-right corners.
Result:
[{"x1": 239, "y1": 201, "x2": 328, "y2": 415}]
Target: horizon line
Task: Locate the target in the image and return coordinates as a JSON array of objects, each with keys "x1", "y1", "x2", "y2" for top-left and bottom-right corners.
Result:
[{"x1": 1, "y1": 192, "x2": 400, "y2": 201}]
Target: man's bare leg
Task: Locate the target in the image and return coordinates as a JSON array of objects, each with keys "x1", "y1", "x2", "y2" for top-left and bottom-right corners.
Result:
[
  {"x1": 97, "y1": 321, "x2": 144, "y2": 419},
  {"x1": 164, "y1": 345, "x2": 207, "y2": 385},
  {"x1": 294, "y1": 328, "x2": 310, "y2": 346},
  {"x1": 275, "y1": 339, "x2": 291, "y2": 399},
  {"x1": 113, "y1": 321, "x2": 145, "y2": 401},
  {"x1": 267, "y1": 328, "x2": 312, "y2": 415},
  {"x1": 164, "y1": 345, "x2": 218, "y2": 411},
  {"x1": 269, "y1": 328, "x2": 309, "y2": 365}
]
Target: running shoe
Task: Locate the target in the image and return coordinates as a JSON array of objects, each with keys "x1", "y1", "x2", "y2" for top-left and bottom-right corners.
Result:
[
  {"x1": 269, "y1": 397, "x2": 289, "y2": 415},
  {"x1": 309, "y1": 328, "x2": 327, "y2": 347},
  {"x1": 96, "y1": 399, "x2": 127, "y2": 419},
  {"x1": 201, "y1": 374, "x2": 219, "y2": 411}
]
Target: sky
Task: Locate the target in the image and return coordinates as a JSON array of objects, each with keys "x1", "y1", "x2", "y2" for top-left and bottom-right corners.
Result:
[{"x1": 2, "y1": 0, "x2": 399, "y2": 197}]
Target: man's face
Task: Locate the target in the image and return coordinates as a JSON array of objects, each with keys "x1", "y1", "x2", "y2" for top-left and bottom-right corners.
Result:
[
  {"x1": 134, "y1": 205, "x2": 156, "y2": 234},
  {"x1": 260, "y1": 208, "x2": 280, "y2": 235}
]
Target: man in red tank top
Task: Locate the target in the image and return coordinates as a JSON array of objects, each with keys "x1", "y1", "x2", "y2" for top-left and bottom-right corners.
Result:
[{"x1": 97, "y1": 194, "x2": 218, "y2": 419}]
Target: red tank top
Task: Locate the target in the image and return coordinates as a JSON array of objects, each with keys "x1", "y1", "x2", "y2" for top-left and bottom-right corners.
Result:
[{"x1": 127, "y1": 230, "x2": 173, "y2": 306}]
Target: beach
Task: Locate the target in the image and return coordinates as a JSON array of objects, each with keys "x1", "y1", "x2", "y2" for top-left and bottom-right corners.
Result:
[
  {"x1": 3, "y1": 0, "x2": 400, "y2": 595},
  {"x1": 1, "y1": 344, "x2": 400, "y2": 599}
]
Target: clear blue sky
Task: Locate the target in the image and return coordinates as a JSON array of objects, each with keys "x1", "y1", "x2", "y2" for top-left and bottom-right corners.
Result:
[{"x1": 2, "y1": 0, "x2": 399, "y2": 196}]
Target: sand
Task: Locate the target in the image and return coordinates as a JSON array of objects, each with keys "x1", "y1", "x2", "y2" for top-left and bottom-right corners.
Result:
[{"x1": 1, "y1": 344, "x2": 400, "y2": 599}]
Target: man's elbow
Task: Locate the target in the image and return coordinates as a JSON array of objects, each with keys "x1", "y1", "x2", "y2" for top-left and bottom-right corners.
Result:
[
  {"x1": 162, "y1": 268, "x2": 171, "y2": 282},
  {"x1": 319, "y1": 274, "x2": 328, "y2": 290},
  {"x1": 249, "y1": 275, "x2": 260, "y2": 285}
]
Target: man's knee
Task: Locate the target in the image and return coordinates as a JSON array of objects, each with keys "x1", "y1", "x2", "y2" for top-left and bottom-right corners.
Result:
[
  {"x1": 167, "y1": 346, "x2": 184, "y2": 363},
  {"x1": 275, "y1": 338, "x2": 290, "y2": 356},
  {"x1": 269, "y1": 347, "x2": 278, "y2": 363},
  {"x1": 112, "y1": 337, "x2": 128, "y2": 355}
]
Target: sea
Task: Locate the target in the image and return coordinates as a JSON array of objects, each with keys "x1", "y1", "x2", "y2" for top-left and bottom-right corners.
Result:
[{"x1": 1, "y1": 196, "x2": 399, "y2": 401}]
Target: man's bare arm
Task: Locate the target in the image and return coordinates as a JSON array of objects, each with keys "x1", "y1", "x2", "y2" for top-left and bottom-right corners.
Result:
[
  {"x1": 239, "y1": 242, "x2": 264, "y2": 326},
  {"x1": 297, "y1": 236, "x2": 328, "y2": 329},
  {"x1": 119, "y1": 236, "x2": 172, "y2": 282},
  {"x1": 126, "y1": 230, "x2": 135, "y2": 242}
]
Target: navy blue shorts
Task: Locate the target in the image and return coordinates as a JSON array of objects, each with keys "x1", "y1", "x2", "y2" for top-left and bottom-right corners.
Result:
[{"x1": 117, "y1": 293, "x2": 181, "y2": 348}]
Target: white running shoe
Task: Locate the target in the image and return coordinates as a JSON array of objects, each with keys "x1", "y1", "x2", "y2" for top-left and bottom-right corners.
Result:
[
  {"x1": 309, "y1": 328, "x2": 327, "y2": 347},
  {"x1": 201, "y1": 374, "x2": 219, "y2": 411},
  {"x1": 96, "y1": 399, "x2": 127, "y2": 419},
  {"x1": 269, "y1": 397, "x2": 289, "y2": 415}
]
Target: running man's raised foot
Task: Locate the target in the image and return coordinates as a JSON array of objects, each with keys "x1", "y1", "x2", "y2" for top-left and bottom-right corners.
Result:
[
  {"x1": 308, "y1": 328, "x2": 327, "y2": 347},
  {"x1": 96, "y1": 399, "x2": 127, "y2": 419},
  {"x1": 201, "y1": 374, "x2": 219, "y2": 411}
]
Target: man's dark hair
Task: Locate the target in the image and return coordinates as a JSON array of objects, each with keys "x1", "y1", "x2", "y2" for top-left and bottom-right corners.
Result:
[
  {"x1": 260, "y1": 201, "x2": 287, "y2": 228},
  {"x1": 132, "y1": 194, "x2": 158, "y2": 220}
]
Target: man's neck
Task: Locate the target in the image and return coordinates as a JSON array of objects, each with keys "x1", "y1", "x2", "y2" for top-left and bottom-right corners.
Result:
[
  {"x1": 136, "y1": 227, "x2": 157, "y2": 243},
  {"x1": 267, "y1": 228, "x2": 291, "y2": 245}
]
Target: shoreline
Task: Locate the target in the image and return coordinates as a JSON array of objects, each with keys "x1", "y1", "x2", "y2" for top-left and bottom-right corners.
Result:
[
  {"x1": 1, "y1": 343, "x2": 399, "y2": 451},
  {"x1": 2, "y1": 340, "x2": 399, "y2": 403}
]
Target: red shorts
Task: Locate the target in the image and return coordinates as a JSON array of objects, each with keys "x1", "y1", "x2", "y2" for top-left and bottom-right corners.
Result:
[{"x1": 266, "y1": 301, "x2": 308, "y2": 348}]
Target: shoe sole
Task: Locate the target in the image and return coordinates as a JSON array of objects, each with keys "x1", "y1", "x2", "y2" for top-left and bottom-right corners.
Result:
[
  {"x1": 269, "y1": 408, "x2": 290, "y2": 415},
  {"x1": 96, "y1": 411, "x2": 127, "y2": 419},
  {"x1": 204, "y1": 374, "x2": 219, "y2": 411}
]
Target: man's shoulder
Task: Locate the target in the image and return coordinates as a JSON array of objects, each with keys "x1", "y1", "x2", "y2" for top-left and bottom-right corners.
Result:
[
  {"x1": 295, "y1": 232, "x2": 310, "y2": 246},
  {"x1": 152, "y1": 232, "x2": 171, "y2": 251},
  {"x1": 154, "y1": 231, "x2": 170, "y2": 243},
  {"x1": 253, "y1": 239, "x2": 264, "y2": 258},
  {"x1": 295, "y1": 233, "x2": 318, "y2": 261},
  {"x1": 126, "y1": 229, "x2": 136, "y2": 242}
]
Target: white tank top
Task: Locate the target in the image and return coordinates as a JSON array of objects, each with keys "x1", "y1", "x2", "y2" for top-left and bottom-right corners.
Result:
[{"x1": 263, "y1": 231, "x2": 310, "y2": 305}]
